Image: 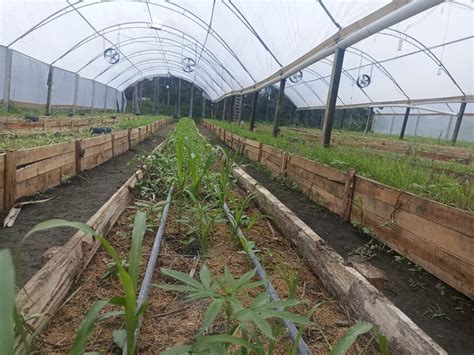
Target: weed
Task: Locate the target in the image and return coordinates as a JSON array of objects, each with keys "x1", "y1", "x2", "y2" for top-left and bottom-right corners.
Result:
[{"x1": 423, "y1": 304, "x2": 450, "y2": 320}]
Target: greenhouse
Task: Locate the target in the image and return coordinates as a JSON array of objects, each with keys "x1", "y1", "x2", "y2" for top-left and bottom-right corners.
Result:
[{"x1": 0, "y1": 1, "x2": 473, "y2": 354}]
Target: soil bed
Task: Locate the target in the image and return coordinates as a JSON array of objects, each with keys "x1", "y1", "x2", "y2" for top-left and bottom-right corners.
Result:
[
  {"x1": 0, "y1": 124, "x2": 174, "y2": 286},
  {"x1": 200, "y1": 125, "x2": 474, "y2": 354},
  {"x1": 37, "y1": 123, "x2": 372, "y2": 354}
]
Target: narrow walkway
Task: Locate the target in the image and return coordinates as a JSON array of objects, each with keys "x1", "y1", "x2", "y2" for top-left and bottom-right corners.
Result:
[
  {"x1": 1, "y1": 125, "x2": 174, "y2": 286},
  {"x1": 200, "y1": 125, "x2": 474, "y2": 355}
]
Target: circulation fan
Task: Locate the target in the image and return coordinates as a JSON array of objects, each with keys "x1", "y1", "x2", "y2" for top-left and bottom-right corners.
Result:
[
  {"x1": 356, "y1": 74, "x2": 371, "y2": 88},
  {"x1": 289, "y1": 70, "x2": 303, "y2": 83},
  {"x1": 103, "y1": 47, "x2": 120, "y2": 64},
  {"x1": 182, "y1": 57, "x2": 196, "y2": 73}
]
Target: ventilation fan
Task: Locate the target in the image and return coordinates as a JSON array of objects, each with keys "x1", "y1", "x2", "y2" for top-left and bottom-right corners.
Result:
[
  {"x1": 182, "y1": 57, "x2": 196, "y2": 73},
  {"x1": 103, "y1": 48, "x2": 120, "y2": 64},
  {"x1": 289, "y1": 70, "x2": 303, "y2": 83},
  {"x1": 356, "y1": 74, "x2": 371, "y2": 88}
]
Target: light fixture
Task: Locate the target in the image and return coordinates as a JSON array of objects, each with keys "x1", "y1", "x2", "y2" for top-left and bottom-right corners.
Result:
[{"x1": 150, "y1": 20, "x2": 162, "y2": 30}]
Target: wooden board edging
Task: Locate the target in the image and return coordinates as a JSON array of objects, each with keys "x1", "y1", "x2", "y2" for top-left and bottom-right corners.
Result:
[
  {"x1": 232, "y1": 166, "x2": 446, "y2": 355},
  {"x1": 15, "y1": 138, "x2": 169, "y2": 342}
]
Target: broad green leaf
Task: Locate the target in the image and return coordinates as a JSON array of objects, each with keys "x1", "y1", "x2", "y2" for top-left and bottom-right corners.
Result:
[
  {"x1": 377, "y1": 332, "x2": 389, "y2": 355},
  {"x1": 70, "y1": 300, "x2": 108, "y2": 355},
  {"x1": 0, "y1": 250, "x2": 15, "y2": 355},
  {"x1": 160, "y1": 268, "x2": 203, "y2": 289},
  {"x1": 235, "y1": 269, "x2": 257, "y2": 290},
  {"x1": 199, "y1": 264, "x2": 212, "y2": 289},
  {"x1": 97, "y1": 310, "x2": 124, "y2": 322},
  {"x1": 195, "y1": 334, "x2": 254, "y2": 351},
  {"x1": 129, "y1": 211, "x2": 147, "y2": 291},
  {"x1": 249, "y1": 312, "x2": 274, "y2": 339},
  {"x1": 251, "y1": 293, "x2": 268, "y2": 308},
  {"x1": 113, "y1": 329, "x2": 127, "y2": 350},
  {"x1": 160, "y1": 345, "x2": 192, "y2": 355},
  {"x1": 199, "y1": 298, "x2": 224, "y2": 334},
  {"x1": 331, "y1": 321, "x2": 374, "y2": 355},
  {"x1": 155, "y1": 284, "x2": 200, "y2": 293}
]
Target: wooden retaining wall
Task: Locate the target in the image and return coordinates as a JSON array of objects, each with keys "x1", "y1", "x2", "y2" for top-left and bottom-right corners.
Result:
[
  {"x1": 1, "y1": 119, "x2": 171, "y2": 212},
  {"x1": 205, "y1": 121, "x2": 474, "y2": 299},
  {"x1": 0, "y1": 117, "x2": 119, "y2": 132}
]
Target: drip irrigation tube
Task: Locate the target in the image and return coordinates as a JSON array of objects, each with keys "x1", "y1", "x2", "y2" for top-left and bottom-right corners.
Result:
[
  {"x1": 222, "y1": 202, "x2": 312, "y2": 355},
  {"x1": 124, "y1": 185, "x2": 174, "y2": 355}
]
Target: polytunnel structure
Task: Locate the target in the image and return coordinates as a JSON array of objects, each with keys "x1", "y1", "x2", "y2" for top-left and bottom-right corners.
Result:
[
  {"x1": 1, "y1": 1, "x2": 472, "y2": 112},
  {"x1": 2, "y1": 2, "x2": 474, "y2": 355}
]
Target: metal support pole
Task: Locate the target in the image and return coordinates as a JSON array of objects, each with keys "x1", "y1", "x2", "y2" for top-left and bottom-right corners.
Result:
[
  {"x1": 364, "y1": 107, "x2": 374, "y2": 134},
  {"x1": 3, "y1": 48, "x2": 13, "y2": 110},
  {"x1": 321, "y1": 48, "x2": 345, "y2": 147},
  {"x1": 451, "y1": 102, "x2": 467, "y2": 145},
  {"x1": 177, "y1": 78, "x2": 182, "y2": 117},
  {"x1": 166, "y1": 85, "x2": 171, "y2": 116},
  {"x1": 249, "y1": 91, "x2": 258, "y2": 131},
  {"x1": 201, "y1": 95, "x2": 206, "y2": 118},
  {"x1": 414, "y1": 114, "x2": 421, "y2": 136},
  {"x1": 90, "y1": 81, "x2": 95, "y2": 114},
  {"x1": 45, "y1": 66, "x2": 54, "y2": 116},
  {"x1": 222, "y1": 98, "x2": 227, "y2": 120},
  {"x1": 189, "y1": 83, "x2": 194, "y2": 117},
  {"x1": 153, "y1": 77, "x2": 159, "y2": 114},
  {"x1": 399, "y1": 107, "x2": 411, "y2": 140},
  {"x1": 272, "y1": 78, "x2": 287, "y2": 137},
  {"x1": 103, "y1": 87, "x2": 108, "y2": 112},
  {"x1": 339, "y1": 108, "x2": 347, "y2": 130},
  {"x1": 389, "y1": 114, "x2": 395, "y2": 135},
  {"x1": 72, "y1": 73, "x2": 79, "y2": 115}
]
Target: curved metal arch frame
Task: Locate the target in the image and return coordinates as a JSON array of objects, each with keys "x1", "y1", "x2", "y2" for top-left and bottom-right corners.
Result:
[
  {"x1": 88, "y1": 37, "x2": 237, "y2": 91},
  {"x1": 98, "y1": 50, "x2": 233, "y2": 94},
  {"x1": 11, "y1": 1, "x2": 257, "y2": 84},
  {"x1": 105, "y1": 58, "x2": 223, "y2": 96},
  {"x1": 115, "y1": 64, "x2": 219, "y2": 97},
  {"x1": 53, "y1": 23, "x2": 244, "y2": 90},
  {"x1": 117, "y1": 66, "x2": 219, "y2": 98},
  {"x1": 124, "y1": 72, "x2": 214, "y2": 101}
]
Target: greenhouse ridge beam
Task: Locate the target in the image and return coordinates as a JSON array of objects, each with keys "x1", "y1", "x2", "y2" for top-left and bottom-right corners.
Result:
[{"x1": 215, "y1": 0, "x2": 443, "y2": 102}]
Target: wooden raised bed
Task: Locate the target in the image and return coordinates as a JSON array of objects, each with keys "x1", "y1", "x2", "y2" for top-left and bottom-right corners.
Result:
[
  {"x1": 1, "y1": 119, "x2": 171, "y2": 211},
  {"x1": 205, "y1": 122, "x2": 474, "y2": 299}
]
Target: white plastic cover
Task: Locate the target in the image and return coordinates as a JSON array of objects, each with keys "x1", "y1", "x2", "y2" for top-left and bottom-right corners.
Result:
[{"x1": 0, "y1": 0, "x2": 472, "y2": 109}]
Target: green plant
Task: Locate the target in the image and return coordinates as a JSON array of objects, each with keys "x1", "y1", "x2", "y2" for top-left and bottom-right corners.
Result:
[
  {"x1": 330, "y1": 321, "x2": 388, "y2": 355},
  {"x1": 157, "y1": 265, "x2": 311, "y2": 354},
  {"x1": 24, "y1": 212, "x2": 148, "y2": 355},
  {"x1": 276, "y1": 258, "x2": 300, "y2": 299}
]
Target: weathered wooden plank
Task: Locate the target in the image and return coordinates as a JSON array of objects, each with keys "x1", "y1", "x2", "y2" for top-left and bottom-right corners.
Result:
[
  {"x1": 352, "y1": 190, "x2": 474, "y2": 264},
  {"x1": 16, "y1": 142, "x2": 75, "y2": 166},
  {"x1": 81, "y1": 141, "x2": 113, "y2": 159},
  {"x1": 16, "y1": 152, "x2": 75, "y2": 183},
  {"x1": 355, "y1": 177, "x2": 473, "y2": 238},
  {"x1": 5, "y1": 150, "x2": 16, "y2": 210},
  {"x1": 233, "y1": 166, "x2": 446, "y2": 354},
  {"x1": 81, "y1": 135, "x2": 111, "y2": 149},
  {"x1": 341, "y1": 169, "x2": 356, "y2": 221},
  {"x1": 288, "y1": 154, "x2": 345, "y2": 184},
  {"x1": 352, "y1": 206, "x2": 473, "y2": 299},
  {"x1": 80, "y1": 149, "x2": 113, "y2": 171}
]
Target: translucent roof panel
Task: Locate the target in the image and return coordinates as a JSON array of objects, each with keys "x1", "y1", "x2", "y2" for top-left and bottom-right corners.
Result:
[{"x1": 0, "y1": 0, "x2": 472, "y2": 107}]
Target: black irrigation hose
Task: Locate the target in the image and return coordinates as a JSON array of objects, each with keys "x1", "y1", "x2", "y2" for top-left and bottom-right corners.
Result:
[
  {"x1": 222, "y1": 202, "x2": 312, "y2": 355},
  {"x1": 124, "y1": 185, "x2": 174, "y2": 355}
]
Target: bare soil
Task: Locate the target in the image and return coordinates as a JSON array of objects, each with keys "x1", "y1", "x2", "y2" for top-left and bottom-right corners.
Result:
[
  {"x1": 200, "y1": 125, "x2": 474, "y2": 354},
  {"x1": 38, "y1": 157, "x2": 371, "y2": 354},
  {"x1": 0, "y1": 124, "x2": 174, "y2": 286}
]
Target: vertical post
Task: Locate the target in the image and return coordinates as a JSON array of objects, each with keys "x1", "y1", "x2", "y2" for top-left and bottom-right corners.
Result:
[
  {"x1": 111, "y1": 133, "x2": 115, "y2": 157},
  {"x1": 103, "y1": 86, "x2": 108, "y2": 112},
  {"x1": 153, "y1": 77, "x2": 159, "y2": 114},
  {"x1": 72, "y1": 74, "x2": 79, "y2": 115},
  {"x1": 45, "y1": 66, "x2": 54, "y2": 116},
  {"x1": 5, "y1": 150, "x2": 17, "y2": 211},
  {"x1": 339, "y1": 108, "x2": 347, "y2": 130},
  {"x1": 222, "y1": 99, "x2": 227, "y2": 121},
  {"x1": 451, "y1": 102, "x2": 467, "y2": 145},
  {"x1": 166, "y1": 83, "x2": 171, "y2": 115},
  {"x1": 201, "y1": 96, "x2": 206, "y2": 117},
  {"x1": 399, "y1": 107, "x2": 411, "y2": 140},
  {"x1": 321, "y1": 48, "x2": 345, "y2": 147},
  {"x1": 3, "y1": 48, "x2": 12, "y2": 110},
  {"x1": 272, "y1": 78, "x2": 287, "y2": 137},
  {"x1": 340, "y1": 169, "x2": 356, "y2": 222},
  {"x1": 249, "y1": 91, "x2": 259, "y2": 131},
  {"x1": 90, "y1": 81, "x2": 95, "y2": 114},
  {"x1": 228, "y1": 96, "x2": 235, "y2": 122},
  {"x1": 128, "y1": 128, "x2": 132, "y2": 149},
  {"x1": 364, "y1": 107, "x2": 374, "y2": 134},
  {"x1": 389, "y1": 114, "x2": 395, "y2": 135},
  {"x1": 75, "y1": 139, "x2": 82, "y2": 173},
  {"x1": 237, "y1": 95, "x2": 243, "y2": 124},
  {"x1": 177, "y1": 78, "x2": 182, "y2": 118},
  {"x1": 414, "y1": 114, "x2": 421, "y2": 136},
  {"x1": 189, "y1": 83, "x2": 194, "y2": 117}
]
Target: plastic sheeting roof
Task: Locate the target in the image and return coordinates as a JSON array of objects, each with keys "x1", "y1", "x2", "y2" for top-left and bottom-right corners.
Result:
[{"x1": 1, "y1": 0, "x2": 472, "y2": 108}]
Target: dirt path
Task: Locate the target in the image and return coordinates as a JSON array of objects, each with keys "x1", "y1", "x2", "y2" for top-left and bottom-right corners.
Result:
[
  {"x1": 0, "y1": 124, "x2": 175, "y2": 286},
  {"x1": 200, "y1": 125, "x2": 474, "y2": 355}
]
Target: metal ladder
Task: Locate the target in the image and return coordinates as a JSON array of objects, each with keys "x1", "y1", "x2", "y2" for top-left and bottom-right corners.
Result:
[{"x1": 233, "y1": 95, "x2": 242, "y2": 122}]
